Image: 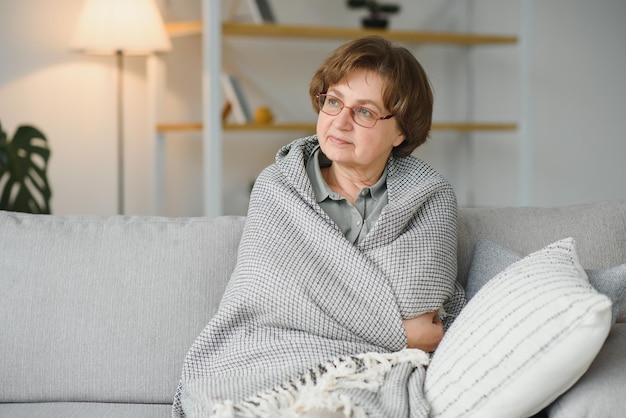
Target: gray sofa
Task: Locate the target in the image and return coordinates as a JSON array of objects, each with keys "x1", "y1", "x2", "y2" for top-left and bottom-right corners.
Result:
[{"x1": 1, "y1": 200, "x2": 625, "y2": 418}]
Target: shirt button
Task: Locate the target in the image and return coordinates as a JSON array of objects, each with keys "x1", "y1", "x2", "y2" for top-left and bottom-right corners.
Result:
[{"x1": 360, "y1": 190, "x2": 369, "y2": 197}]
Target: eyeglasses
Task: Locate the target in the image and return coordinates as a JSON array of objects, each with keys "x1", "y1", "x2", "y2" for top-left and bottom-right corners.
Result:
[{"x1": 316, "y1": 93, "x2": 394, "y2": 128}]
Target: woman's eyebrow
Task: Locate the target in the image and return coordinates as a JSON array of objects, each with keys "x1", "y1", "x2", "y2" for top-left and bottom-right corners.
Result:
[
  {"x1": 327, "y1": 89, "x2": 384, "y2": 111},
  {"x1": 353, "y1": 99, "x2": 384, "y2": 114}
]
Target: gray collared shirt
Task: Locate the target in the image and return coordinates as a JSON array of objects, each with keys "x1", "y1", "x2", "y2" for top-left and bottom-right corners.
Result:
[{"x1": 306, "y1": 146, "x2": 388, "y2": 245}]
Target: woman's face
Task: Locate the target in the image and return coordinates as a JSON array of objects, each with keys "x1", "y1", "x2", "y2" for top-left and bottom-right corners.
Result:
[{"x1": 316, "y1": 69, "x2": 405, "y2": 178}]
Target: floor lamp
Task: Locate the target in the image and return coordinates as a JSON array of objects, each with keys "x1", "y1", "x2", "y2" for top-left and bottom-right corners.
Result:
[{"x1": 71, "y1": 0, "x2": 171, "y2": 215}]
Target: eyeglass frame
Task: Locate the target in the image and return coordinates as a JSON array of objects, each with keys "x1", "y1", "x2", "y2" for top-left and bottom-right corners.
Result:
[{"x1": 315, "y1": 93, "x2": 394, "y2": 128}]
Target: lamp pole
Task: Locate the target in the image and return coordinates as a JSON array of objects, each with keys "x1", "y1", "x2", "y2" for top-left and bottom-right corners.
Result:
[
  {"x1": 70, "y1": 0, "x2": 171, "y2": 216},
  {"x1": 116, "y1": 50, "x2": 124, "y2": 215}
]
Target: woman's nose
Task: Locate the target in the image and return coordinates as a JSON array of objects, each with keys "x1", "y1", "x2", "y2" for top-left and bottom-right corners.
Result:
[{"x1": 333, "y1": 106, "x2": 355, "y2": 129}]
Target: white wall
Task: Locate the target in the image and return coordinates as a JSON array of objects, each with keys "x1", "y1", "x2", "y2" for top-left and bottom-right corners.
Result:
[
  {"x1": 0, "y1": 0, "x2": 156, "y2": 215},
  {"x1": 1, "y1": 0, "x2": 625, "y2": 216},
  {"x1": 469, "y1": 0, "x2": 626, "y2": 207}
]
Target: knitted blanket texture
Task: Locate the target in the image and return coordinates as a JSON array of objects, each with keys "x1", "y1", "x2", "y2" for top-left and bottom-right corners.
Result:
[{"x1": 173, "y1": 136, "x2": 464, "y2": 417}]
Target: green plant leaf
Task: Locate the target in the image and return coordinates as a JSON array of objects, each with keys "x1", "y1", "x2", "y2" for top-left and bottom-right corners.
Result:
[{"x1": 0, "y1": 122, "x2": 52, "y2": 214}]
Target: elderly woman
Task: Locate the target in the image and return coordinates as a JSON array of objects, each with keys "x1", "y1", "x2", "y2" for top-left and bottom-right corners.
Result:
[{"x1": 174, "y1": 35, "x2": 465, "y2": 418}]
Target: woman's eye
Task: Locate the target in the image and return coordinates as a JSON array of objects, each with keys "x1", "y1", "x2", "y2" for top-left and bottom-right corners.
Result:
[
  {"x1": 357, "y1": 107, "x2": 373, "y2": 117},
  {"x1": 328, "y1": 98, "x2": 341, "y2": 107}
]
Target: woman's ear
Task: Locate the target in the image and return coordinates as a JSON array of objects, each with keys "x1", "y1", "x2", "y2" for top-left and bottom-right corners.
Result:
[{"x1": 393, "y1": 133, "x2": 406, "y2": 148}]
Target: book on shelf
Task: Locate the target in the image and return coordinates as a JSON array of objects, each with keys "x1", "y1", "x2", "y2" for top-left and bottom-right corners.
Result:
[
  {"x1": 246, "y1": 0, "x2": 276, "y2": 23},
  {"x1": 221, "y1": 73, "x2": 252, "y2": 125},
  {"x1": 226, "y1": 0, "x2": 276, "y2": 24}
]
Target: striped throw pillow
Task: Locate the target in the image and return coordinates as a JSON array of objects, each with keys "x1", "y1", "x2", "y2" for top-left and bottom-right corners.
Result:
[{"x1": 425, "y1": 237, "x2": 612, "y2": 418}]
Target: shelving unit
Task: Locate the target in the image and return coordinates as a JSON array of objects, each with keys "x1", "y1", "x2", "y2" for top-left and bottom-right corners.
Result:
[
  {"x1": 159, "y1": 20, "x2": 518, "y2": 134},
  {"x1": 156, "y1": 122, "x2": 517, "y2": 133},
  {"x1": 150, "y1": 1, "x2": 520, "y2": 216}
]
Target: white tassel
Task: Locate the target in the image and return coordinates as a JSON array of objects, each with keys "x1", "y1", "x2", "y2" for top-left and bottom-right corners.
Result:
[{"x1": 211, "y1": 349, "x2": 430, "y2": 418}]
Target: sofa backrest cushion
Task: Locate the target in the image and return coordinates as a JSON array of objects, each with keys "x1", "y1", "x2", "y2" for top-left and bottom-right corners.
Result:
[
  {"x1": 457, "y1": 200, "x2": 626, "y2": 286},
  {"x1": 0, "y1": 212, "x2": 245, "y2": 404},
  {"x1": 457, "y1": 200, "x2": 626, "y2": 323}
]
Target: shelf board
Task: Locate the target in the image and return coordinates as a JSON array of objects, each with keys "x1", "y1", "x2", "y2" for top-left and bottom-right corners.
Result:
[
  {"x1": 224, "y1": 123, "x2": 316, "y2": 132},
  {"x1": 157, "y1": 122, "x2": 517, "y2": 133},
  {"x1": 165, "y1": 21, "x2": 517, "y2": 45},
  {"x1": 156, "y1": 123, "x2": 204, "y2": 132},
  {"x1": 432, "y1": 122, "x2": 517, "y2": 131},
  {"x1": 164, "y1": 21, "x2": 203, "y2": 37}
]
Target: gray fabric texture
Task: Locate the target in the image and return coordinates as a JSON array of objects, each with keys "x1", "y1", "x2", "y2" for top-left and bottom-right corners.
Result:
[
  {"x1": 174, "y1": 136, "x2": 464, "y2": 417},
  {"x1": 0, "y1": 402, "x2": 172, "y2": 418},
  {"x1": 465, "y1": 238, "x2": 521, "y2": 300},
  {"x1": 0, "y1": 213, "x2": 244, "y2": 404},
  {"x1": 547, "y1": 323, "x2": 626, "y2": 418},
  {"x1": 299, "y1": 410, "x2": 346, "y2": 418},
  {"x1": 466, "y1": 238, "x2": 626, "y2": 324},
  {"x1": 457, "y1": 201, "x2": 626, "y2": 322}
]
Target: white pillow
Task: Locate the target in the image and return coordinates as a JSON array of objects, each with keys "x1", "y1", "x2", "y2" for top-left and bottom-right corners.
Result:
[{"x1": 425, "y1": 238, "x2": 612, "y2": 418}]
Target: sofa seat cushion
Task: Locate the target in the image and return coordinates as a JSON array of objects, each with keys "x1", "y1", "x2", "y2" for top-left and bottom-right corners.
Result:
[{"x1": 0, "y1": 402, "x2": 172, "y2": 418}]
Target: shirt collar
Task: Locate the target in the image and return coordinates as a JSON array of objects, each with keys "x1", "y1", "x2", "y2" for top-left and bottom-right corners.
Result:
[
  {"x1": 306, "y1": 146, "x2": 333, "y2": 202},
  {"x1": 369, "y1": 165, "x2": 388, "y2": 202},
  {"x1": 306, "y1": 145, "x2": 388, "y2": 203}
]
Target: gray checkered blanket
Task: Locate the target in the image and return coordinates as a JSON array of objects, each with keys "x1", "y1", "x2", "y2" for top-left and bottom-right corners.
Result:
[{"x1": 173, "y1": 136, "x2": 464, "y2": 417}]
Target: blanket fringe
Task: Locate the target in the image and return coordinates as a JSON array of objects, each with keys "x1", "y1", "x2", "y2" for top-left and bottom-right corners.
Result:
[{"x1": 211, "y1": 349, "x2": 430, "y2": 418}]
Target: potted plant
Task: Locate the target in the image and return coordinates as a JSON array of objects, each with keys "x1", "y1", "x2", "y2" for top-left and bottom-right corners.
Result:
[{"x1": 0, "y1": 121, "x2": 52, "y2": 214}]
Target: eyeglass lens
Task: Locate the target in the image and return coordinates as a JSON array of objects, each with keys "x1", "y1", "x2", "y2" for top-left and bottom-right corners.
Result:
[{"x1": 317, "y1": 94, "x2": 391, "y2": 128}]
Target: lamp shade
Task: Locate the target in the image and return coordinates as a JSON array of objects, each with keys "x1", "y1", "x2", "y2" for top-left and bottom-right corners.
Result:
[{"x1": 71, "y1": 0, "x2": 171, "y2": 55}]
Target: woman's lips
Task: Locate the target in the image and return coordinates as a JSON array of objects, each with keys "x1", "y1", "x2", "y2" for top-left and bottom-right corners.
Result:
[{"x1": 328, "y1": 135, "x2": 351, "y2": 145}]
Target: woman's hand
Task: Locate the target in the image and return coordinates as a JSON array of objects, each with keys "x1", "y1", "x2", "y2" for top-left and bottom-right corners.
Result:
[{"x1": 402, "y1": 311, "x2": 444, "y2": 352}]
